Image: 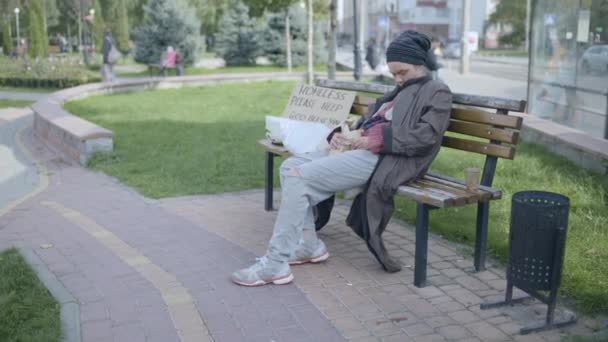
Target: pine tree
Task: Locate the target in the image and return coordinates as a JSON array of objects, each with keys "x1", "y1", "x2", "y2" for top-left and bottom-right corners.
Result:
[
  {"x1": 215, "y1": 1, "x2": 260, "y2": 66},
  {"x1": 27, "y1": 0, "x2": 48, "y2": 58},
  {"x1": 91, "y1": 0, "x2": 105, "y2": 52},
  {"x1": 133, "y1": 0, "x2": 201, "y2": 66},
  {"x1": 1, "y1": 18, "x2": 11, "y2": 55}
]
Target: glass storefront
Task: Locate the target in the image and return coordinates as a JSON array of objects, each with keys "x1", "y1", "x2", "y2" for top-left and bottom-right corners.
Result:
[{"x1": 528, "y1": 0, "x2": 608, "y2": 139}]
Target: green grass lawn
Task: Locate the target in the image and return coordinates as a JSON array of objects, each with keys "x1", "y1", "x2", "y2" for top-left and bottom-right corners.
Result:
[
  {"x1": 0, "y1": 86, "x2": 55, "y2": 93},
  {"x1": 0, "y1": 99, "x2": 35, "y2": 109},
  {"x1": 0, "y1": 248, "x2": 61, "y2": 341},
  {"x1": 66, "y1": 81, "x2": 608, "y2": 315},
  {"x1": 117, "y1": 64, "x2": 329, "y2": 78}
]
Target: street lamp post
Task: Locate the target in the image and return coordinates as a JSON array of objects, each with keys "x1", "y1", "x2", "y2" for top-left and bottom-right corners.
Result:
[
  {"x1": 353, "y1": 0, "x2": 362, "y2": 80},
  {"x1": 14, "y1": 8, "x2": 20, "y2": 49}
]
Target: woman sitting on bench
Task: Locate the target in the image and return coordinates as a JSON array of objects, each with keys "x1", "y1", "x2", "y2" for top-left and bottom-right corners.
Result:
[
  {"x1": 157, "y1": 46, "x2": 177, "y2": 76},
  {"x1": 232, "y1": 30, "x2": 453, "y2": 287}
]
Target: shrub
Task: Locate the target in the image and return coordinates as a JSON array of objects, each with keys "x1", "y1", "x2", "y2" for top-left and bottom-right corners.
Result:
[
  {"x1": 0, "y1": 57, "x2": 100, "y2": 88},
  {"x1": 215, "y1": 1, "x2": 260, "y2": 66},
  {"x1": 132, "y1": 0, "x2": 201, "y2": 66}
]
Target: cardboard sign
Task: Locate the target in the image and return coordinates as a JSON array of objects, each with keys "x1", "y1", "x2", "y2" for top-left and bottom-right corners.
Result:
[{"x1": 282, "y1": 84, "x2": 357, "y2": 128}]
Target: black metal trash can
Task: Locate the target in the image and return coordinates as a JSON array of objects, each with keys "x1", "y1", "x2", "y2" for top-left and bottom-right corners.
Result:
[{"x1": 481, "y1": 191, "x2": 576, "y2": 334}]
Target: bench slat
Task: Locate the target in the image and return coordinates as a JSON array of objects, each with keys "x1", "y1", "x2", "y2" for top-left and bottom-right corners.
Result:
[
  {"x1": 409, "y1": 182, "x2": 468, "y2": 206},
  {"x1": 351, "y1": 104, "x2": 368, "y2": 116},
  {"x1": 420, "y1": 177, "x2": 493, "y2": 202},
  {"x1": 258, "y1": 139, "x2": 290, "y2": 157},
  {"x1": 451, "y1": 107, "x2": 523, "y2": 129},
  {"x1": 442, "y1": 136, "x2": 516, "y2": 159},
  {"x1": 448, "y1": 120, "x2": 519, "y2": 144},
  {"x1": 426, "y1": 173, "x2": 502, "y2": 199},
  {"x1": 415, "y1": 179, "x2": 481, "y2": 204},
  {"x1": 354, "y1": 95, "x2": 377, "y2": 106},
  {"x1": 396, "y1": 185, "x2": 451, "y2": 208}
]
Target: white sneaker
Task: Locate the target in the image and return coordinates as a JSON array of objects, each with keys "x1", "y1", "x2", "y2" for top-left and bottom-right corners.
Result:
[
  {"x1": 231, "y1": 256, "x2": 293, "y2": 287},
  {"x1": 289, "y1": 239, "x2": 330, "y2": 265}
]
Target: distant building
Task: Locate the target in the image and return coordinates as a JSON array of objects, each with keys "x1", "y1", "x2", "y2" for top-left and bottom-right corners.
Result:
[{"x1": 338, "y1": 0, "x2": 492, "y2": 47}]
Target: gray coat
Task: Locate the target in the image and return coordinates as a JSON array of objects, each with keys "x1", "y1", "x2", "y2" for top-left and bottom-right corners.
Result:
[{"x1": 346, "y1": 76, "x2": 453, "y2": 272}]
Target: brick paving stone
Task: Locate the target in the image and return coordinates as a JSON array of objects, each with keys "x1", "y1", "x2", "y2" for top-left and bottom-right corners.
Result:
[
  {"x1": 437, "y1": 325, "x2": 473, "y2": 340},
  {"x1": 445, "y1": 288, "x2": 483, "y2": 306},
  {"x1": 414, "y1": 334, "x2": 448, "y2": 342},
  {"x1": 404, "y1": 323, "x2": 434, "y2": 337},
  {"x1": 465, "y1": 321, "x2": 512, "y2": 342},
  {"x1": 448, "y1": 310, "x2": 480, "y2": 324},
  {"x1": 381, "y1": 333, "x2": 410, "y2": 342},
  {"x1": 454, "y1": 275, "x2": 490, "y2": 291},
  {"x1": 363, "y1": 318, "x2": 403, "y2": 337},
  {"x1": 426, "y1": 315, "x2": 458, "y2": 328},
  {"x1": 436, "y1": 301, "x2": 466, "y2": 313}
]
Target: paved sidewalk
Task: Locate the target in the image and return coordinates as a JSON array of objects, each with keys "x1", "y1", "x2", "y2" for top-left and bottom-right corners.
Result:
[
  {"x1": 0, "y1": 109, "x2": 40, "y2": 212},
  {"x1": 0, "y1": 126, "x2": 601, "y2": 341},
  {"x1": 0, "y1": 90, "x2": 48, "y2": 101}
]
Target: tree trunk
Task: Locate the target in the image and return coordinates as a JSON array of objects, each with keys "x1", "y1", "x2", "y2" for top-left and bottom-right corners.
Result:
[
  {"x1": 327, "y1": 0, "x2": 337, "y2": 79},
  {"x1": 306, "y1": 0, "x2": 313, "y2": 84},
  {"x1": 285, "y1": 9, "x2": 292, "y2": 73}
]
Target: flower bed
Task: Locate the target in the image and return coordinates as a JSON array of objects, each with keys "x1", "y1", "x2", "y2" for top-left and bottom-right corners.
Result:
[{"x1": 0, "y1": 57, "x2": 100, "y2": 88}]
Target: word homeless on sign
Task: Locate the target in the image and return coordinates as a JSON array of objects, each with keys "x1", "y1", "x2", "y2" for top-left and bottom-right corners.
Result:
[{"x1": 282, "y1": 84, "x2": 357, "y2": 127}]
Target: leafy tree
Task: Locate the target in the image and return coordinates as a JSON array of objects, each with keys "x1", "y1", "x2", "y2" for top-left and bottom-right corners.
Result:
[
  {"x1": 105, "y1": 0, "x2": 130, "y2": 53},
  {"x1": 1, "y1": 17, "x2": 11, "y2": 54},
  {"x1": 215, "y1": 1, "x2": 260, "y2": 65},
  {"x1": 27, "y1": 0, "x2": 48, "y2": 58},
  {"x1": 188, "y1": 0, "x2": 232, "y2": 36},
  {"x1": 260, "y1": 4, "x2": 326, "y2": 67},
  {"x1": 132, "y1": 0, "x2": 201, "y2": 66},
  {"x1": 112, "y1": 0, "x2": 129, "y2": 52},
  {"x1": 43, "y1": 0, "x2": 60, "y2": 30},
  {"x1": 91, "y1": 0, "x2": 105, "y2": 52},
  {"x1": 488, "y1": 0, "x2": 526, "y2": 47}
]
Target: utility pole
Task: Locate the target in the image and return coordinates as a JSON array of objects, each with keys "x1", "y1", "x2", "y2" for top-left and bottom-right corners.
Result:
[
  {"x1": 80, "y1": 0, "x2": 89, "y2": 65},
  {"x1": 285, "y1": 9, "x2": 292, "y2": 73},
  {"x1": 525, "y1": 0, "x2": 531, "y2": 52},
  {"x1": 14, "y1": 8, "x2": 20, "y2": 49},
  {"x1": 353, "y1": 0, "x2": 362, "y2": 80},
  {"x1": 306, "y1": 0, "x2": 314, "y2": 84},
  {"x1": 328, "y1": 0, "x2": 338, "y2": 79},
  {"x1": 459, "y1": 0, "x2": 471, "y2": 74}
]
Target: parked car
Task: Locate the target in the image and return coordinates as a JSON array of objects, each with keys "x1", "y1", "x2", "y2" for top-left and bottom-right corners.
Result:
[
  {"x1": 580, "y1": 44, "x2": 608, "y2": 73},
  {"x1": 443, "y1": 41, "x2": 462, "y2": 59}
]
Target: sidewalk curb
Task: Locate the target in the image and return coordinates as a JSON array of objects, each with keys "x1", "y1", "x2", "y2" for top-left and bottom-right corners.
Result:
[{"x1": 1, "y1": 244, "x2": 81, "y2": 342}]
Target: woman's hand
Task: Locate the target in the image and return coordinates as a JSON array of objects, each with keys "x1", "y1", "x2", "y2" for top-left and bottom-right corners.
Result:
[
  {"x1": 329, "y1": 133, "x2": 346, "y2": 150},
  {"x1": 352, "y1": 136, "x2": 371, "y2": 150}
]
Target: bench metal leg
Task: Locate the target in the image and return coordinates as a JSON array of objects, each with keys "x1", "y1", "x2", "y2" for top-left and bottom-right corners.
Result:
[
  {"x1": 474, "y1": 201, "x2": 490, "y2": 271},
  {"x1": 415, "y1": 203, "x2": 430, "y2": 287},
  {"x1": 265, "y1": 152, "x2": 274, "y2": 211}
]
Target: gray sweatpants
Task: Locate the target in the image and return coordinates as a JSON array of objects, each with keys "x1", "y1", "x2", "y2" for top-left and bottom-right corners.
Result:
[{"x1": 268, "y1": 149, "x2": 379, "y2": 262}]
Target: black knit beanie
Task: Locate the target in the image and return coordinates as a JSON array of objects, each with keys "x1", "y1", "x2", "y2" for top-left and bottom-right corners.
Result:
[{"x1": 386, "y1": 30, "x2": 433, "y2": 69}]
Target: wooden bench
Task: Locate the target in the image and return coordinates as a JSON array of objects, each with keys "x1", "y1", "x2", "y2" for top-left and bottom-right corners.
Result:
[
  {"x1": 147, "y1": 64, "x2": 182, "y2": 77},
  {"x1": 258, "y1": 79, "x2": 526, "y2": 288}
]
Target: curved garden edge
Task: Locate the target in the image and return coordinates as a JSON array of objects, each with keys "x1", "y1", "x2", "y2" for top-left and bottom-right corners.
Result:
[
  {"x1": 1, "y1": 244, "x2": 81, "y2": 342},
  {"x1": 31, "y1": 72, "x2": 327, "y2": 166}
]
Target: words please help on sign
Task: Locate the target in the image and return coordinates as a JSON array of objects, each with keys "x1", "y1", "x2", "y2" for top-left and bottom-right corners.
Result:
[{"x1": 282, "y1": 84, "x2": 357, "y2": 128}]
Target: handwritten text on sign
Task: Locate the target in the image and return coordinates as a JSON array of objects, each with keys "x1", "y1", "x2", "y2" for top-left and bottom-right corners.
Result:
[{"x1": 282, "y1": 84, "x2": 357, "y2": 127}]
